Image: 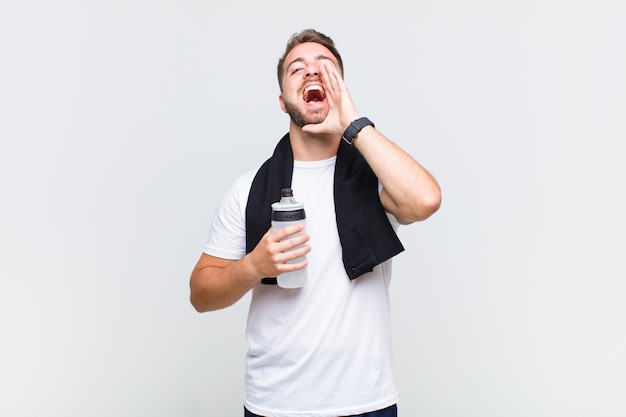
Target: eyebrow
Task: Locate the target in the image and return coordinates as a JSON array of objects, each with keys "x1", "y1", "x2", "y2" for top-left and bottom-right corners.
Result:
[{"x1": 286, "y1": 54, "x2": 335, "y2": 71}]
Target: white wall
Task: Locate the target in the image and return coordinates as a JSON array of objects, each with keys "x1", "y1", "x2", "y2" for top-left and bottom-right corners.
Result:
[{"x1": 1, "y1": 1, "x2": 625, "y2": 416}]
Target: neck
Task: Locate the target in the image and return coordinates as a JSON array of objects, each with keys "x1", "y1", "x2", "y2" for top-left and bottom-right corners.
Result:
[{"x1": 289, "y1": 126, "x2": 340, "y2": 161}]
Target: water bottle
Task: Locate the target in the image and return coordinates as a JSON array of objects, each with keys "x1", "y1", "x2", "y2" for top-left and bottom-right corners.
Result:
[{"x1": 271, "y1": 188, "x2": 307, "y2": 288}]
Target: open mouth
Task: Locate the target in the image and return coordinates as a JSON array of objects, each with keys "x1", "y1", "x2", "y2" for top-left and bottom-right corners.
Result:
[{"x1": 303, "y1": 85, "x2": 326, "y2": 103}]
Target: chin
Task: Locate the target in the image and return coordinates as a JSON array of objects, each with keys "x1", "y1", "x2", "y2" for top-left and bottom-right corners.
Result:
[
  {"x1": 285, "y1": 100, "x2": 327, "y2": 127},
  {"x1": 304, "y1": 108, "x2": 328, "y2": 124}
]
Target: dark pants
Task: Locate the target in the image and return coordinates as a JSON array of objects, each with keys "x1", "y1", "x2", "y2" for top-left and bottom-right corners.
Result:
[{"x1": 244, "y1": 403, "x2": 397, "y2": 417}]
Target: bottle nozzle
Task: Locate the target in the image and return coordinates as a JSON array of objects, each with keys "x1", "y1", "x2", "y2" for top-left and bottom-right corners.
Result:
[{"x1": 281, "y1": 188, "x2": 293, "y2": 197}]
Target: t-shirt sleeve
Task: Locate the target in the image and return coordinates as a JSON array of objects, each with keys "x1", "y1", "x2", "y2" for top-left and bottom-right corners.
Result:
[{"x1": 203, "y1": 171, "x2": 255, "y2": 260}]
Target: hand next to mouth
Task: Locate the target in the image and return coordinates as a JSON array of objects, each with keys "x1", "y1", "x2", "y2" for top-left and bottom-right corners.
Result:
[{"x1": 302, "y1": 62, "x2": 359, "y2": 136}]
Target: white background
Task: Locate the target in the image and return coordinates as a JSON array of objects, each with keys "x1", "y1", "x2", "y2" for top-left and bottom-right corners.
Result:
[{"x1": 1, "y1": 1, "x2": 625, "y2": 416}]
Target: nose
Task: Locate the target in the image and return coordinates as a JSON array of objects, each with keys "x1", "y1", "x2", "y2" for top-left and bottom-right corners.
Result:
[{"x1": 305, "y1": 63, "x2": 319, "y2": 77}]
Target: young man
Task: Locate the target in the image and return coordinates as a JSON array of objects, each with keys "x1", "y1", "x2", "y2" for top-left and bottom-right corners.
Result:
[{"x1": 190, "y1": 29, "x2": 441, "y2": 417}]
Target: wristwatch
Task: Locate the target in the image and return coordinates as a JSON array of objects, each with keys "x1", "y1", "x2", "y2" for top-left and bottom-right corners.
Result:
[{"x1": 342, "y1": 117, "x2": 375, "y2": 145}]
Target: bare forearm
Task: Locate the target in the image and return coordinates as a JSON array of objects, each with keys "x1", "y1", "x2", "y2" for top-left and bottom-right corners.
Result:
[
  {"x1": 189, "y1": 255, "x2": 260, "y2": 312},
  {"x1": 190, "y1": 225, "x2": 311, "y2": 312},
  {"x1": 353, "y1": 126, "x2": 441, "y2": 223}
]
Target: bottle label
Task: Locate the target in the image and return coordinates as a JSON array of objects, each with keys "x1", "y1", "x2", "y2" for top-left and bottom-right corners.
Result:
[{"x1": 272, "y1": 209, "x2": 306, "y2": 222}]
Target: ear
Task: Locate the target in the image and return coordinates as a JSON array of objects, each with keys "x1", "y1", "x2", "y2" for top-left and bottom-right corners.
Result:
[{"x1": 278, "y1": 94, "x2": 287, "y2": 113}]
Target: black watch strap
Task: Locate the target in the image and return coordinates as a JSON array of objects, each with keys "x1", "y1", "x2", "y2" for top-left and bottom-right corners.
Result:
[{"x1": 342, "y1": 117, "x2": 375, "y2": 145}]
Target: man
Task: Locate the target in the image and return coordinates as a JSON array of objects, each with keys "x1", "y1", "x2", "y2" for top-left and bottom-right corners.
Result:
[{"x1": 190, "y1": 29, "x2": 441, "y2": 417}]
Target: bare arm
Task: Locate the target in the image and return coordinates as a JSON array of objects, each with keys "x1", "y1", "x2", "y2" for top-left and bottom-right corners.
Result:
[
  {"x1": 352, "y1": 126, "x2": 441, "y2": 224},
  {"x1": 189, "y1": 253, "x2": 257, "y2": 312},
  {"x1": 190, "y1": 224, "x2": 310, "y2": 312},
  {"x1": 303, "y1": 62, "x2": 441, "y2": 224}
]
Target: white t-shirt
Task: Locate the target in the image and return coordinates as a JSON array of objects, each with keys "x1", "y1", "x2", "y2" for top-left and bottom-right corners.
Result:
[{"x1": 204, "y1": 157, "x2": 400, "y2": 417}]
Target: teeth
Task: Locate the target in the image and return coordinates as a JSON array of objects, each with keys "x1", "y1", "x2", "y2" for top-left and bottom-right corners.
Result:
[
  {"x1": 304, "y1": 85, "x2": 323, "y2": 94},
  {"x1": 303, "y1": 85, "x2": 325, "y2": 102}
]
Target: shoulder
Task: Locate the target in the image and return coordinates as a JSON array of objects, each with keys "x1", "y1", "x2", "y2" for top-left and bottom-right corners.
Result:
[
  {"x1": 233, "y1": 168, "x2": 257, "y2": 193},
  {"x1": 204, "y1": 168, "x2": 259, "y2": 231},
  {"x1": 219, "y1": 169, "x2": 257, "y2": 207}
]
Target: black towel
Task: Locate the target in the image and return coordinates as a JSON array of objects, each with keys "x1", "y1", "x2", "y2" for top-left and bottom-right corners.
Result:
[{"x1": 245, "y1": 133, "x2": 404, "y2": 284}]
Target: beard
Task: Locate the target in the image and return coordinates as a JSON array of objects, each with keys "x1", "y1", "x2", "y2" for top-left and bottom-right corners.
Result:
[{"x1": 282, "y1": 98, "x2": 327, "y2": 128}]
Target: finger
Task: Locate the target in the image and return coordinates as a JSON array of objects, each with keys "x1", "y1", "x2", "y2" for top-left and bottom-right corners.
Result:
[
  {"x1": 321, "y1": 62, "x2": 342, "y2": 91},
  {"x1": 270, "y1": 245, "x2": 309, "y2": 273},
  {"x1": 276, "y1": 234, "x2": 310, "y2": 253},
  {"x1": 278, "y1": 258, "x2": 309, "y2": 273},
  {"x1": 271, "y1": 224, "x2": 305, "y2": 241},
  {"x1": 279, "y1": 244, "x2": 310, "y2": 261},
  {"x1": 301, "y1": 123, "x2": 322, "y2": 134},
  {"x1": 319, "y1": 63, "x2": 338, "y2": 94}
]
